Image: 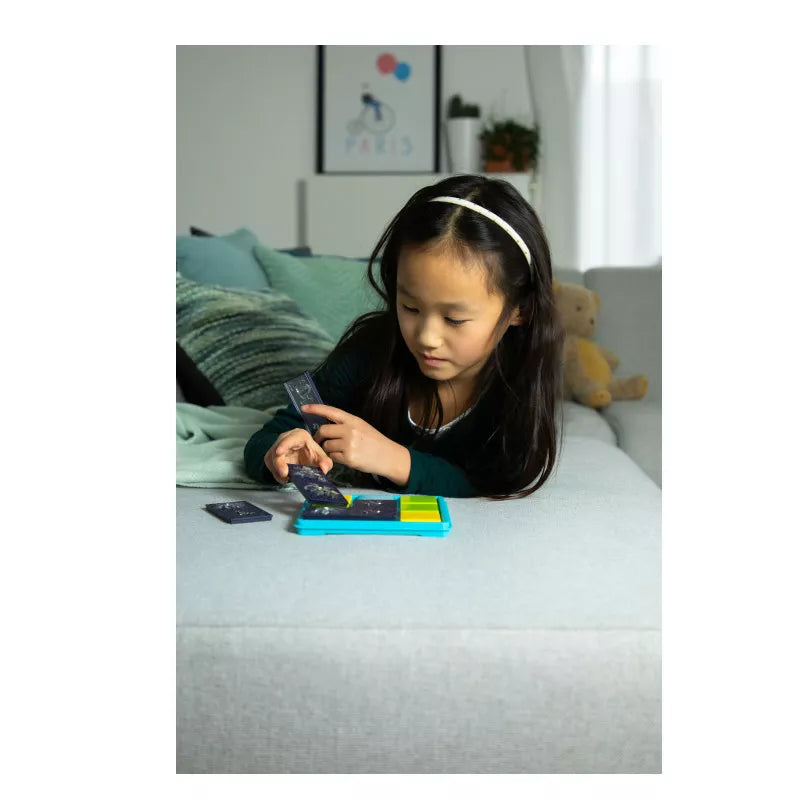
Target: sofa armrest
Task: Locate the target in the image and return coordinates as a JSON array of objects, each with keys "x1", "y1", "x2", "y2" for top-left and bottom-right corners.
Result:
[{"x1": 600, "y1": 400, "x2": 662, "y2": 486}]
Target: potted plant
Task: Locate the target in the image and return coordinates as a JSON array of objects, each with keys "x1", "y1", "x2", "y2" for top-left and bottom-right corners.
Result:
[
  {"x1": 445, "y1": 94, "x2": 482, "y2": 174},
  {"x1": 447, "y1": 94, "x2": 481, "y2": 120},
  {"x1": 480, "y1": 118, "x2": 540, "y2": 174}
]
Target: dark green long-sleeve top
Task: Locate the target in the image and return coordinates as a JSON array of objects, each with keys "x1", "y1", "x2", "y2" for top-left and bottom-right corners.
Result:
[{"x1": 243, "y1": 343, "x2": 493, "y2": 498}]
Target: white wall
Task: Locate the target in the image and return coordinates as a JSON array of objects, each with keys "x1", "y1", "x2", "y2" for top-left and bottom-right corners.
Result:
[
  {"x1": 177, "y1": 45, "x2": 570, "y2": 260},
  {"x1": 177, "y1": 45, "x2": 317, "y2": 248}
]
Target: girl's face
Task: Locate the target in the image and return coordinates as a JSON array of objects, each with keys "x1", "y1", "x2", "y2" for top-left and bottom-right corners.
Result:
[{"x1": 396, "y1": 244, "x2": 521, "y2": 392}]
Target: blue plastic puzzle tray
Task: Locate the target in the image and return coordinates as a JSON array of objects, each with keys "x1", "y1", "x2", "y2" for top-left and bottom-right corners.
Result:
[{"x1": 294, "y1": 494, "x2": 451, "y2": 537}]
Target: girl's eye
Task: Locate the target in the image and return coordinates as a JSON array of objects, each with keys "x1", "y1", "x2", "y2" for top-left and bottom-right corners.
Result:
[
  {"x1": 445, "y1": 318, "x2": 468, "y2": 326},
  {"x1": 402, "y1": 305, "x2": 419, "y2": 314}
]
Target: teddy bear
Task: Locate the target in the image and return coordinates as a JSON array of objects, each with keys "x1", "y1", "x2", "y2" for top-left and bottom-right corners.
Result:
[{"x1": 553, "y1": 280, "x2": 648, "y2": 409}]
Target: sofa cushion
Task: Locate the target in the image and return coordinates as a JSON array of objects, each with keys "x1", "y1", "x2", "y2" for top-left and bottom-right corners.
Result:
[
  {"x1": 191, "y1": 226, "x2": 259, "y2": 254},
  {"x1": 253, "y1": 244, "x2": 385, "y2": 343},
  {"x1": 190, "y1": 226, "x2": 314, "y2": 257},
  {"x1": 177, "y1": 435, "x2": 660, "y2": 631},
  {"x1": 176, "y1": 274, "x2": 334, "y2": 410},
  {"x1": 601, "y1": 399, "x2": 662, "y2": 486},
  {"x1": 560, "y1": 401, "x2": 617, "y2": 446},
  {"x1": 177, "y1": 228, "x2": 270, "y2": 291},
  {"x1": 177, "y1": 434, "x2": 661, "y2": 772}
]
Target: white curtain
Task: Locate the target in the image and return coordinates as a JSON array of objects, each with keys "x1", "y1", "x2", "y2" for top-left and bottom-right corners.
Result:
[
  {"x1": 524, "y1": 46, "x2": 661, "y2": 270},
  {"x1": 578, "y1": 46, "x2": 661, "y2": 269}
]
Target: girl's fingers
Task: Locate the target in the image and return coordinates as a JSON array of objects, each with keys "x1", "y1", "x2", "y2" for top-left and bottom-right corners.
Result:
[
  {"x1": 268, "y1": 428, "x2": 335, "y2": 479},
  {"x1": 321, "y1": 440, "x2": 346, "y2": 463},
  {"x1": 314, "y1": 422, "x2": 344, "y2": 442},
  {"x1": 310, "y1": 441, "x2": 334, "y2": 472},
  {"x1": 275, "y1": 441, "x2": 301, "y2": 457},
  {"x1": 275, "y1": 429, "x2": 313, "y2": 456},
  {"x1": 296, "y1": 435, "x2": 334, "y2": 469},
  {"x1": 301, "y1": 404, "x2": 351, "y2": 424}
]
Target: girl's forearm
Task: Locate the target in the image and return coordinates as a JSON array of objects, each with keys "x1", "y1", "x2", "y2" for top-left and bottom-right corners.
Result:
[{"x1": 382, "y1": 442, "x2": 411, "y2": 487}]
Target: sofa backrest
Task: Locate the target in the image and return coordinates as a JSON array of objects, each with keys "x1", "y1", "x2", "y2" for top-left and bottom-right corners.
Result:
[
  {"x1": 553, "y1": 267, "x2": 584, "y2": 286},
  {"x1": 583, "y1": 266, "x2": 662, "y2": 402}
]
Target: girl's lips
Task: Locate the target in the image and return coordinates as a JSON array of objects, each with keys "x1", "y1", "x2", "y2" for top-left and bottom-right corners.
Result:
[{"x1": 420, "y1": 353, "x2": 446, "y2": 366}]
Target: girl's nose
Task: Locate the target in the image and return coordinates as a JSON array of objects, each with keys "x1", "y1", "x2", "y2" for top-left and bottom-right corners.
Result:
[{"x1": 416, "y1": 316, "x2": 442, "y2": 349}]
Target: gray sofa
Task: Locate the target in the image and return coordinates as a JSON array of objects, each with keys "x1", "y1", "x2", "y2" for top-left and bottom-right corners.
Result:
[
  {"x1": 559, "y1": 266, "x2": 662, "y2": 487},
  {"x1": 176, "y1": 262, "x2": 662, "y2": 773}
]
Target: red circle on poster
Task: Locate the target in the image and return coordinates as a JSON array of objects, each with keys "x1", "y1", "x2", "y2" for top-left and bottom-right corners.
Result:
[{"x1": 376, "y1": 53, "x2": 397, "y2": 75}]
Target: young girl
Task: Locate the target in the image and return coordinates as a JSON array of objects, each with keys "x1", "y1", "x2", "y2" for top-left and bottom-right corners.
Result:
[{"x1": 244, "y1": 174, "x2": 563, "y2": 499}]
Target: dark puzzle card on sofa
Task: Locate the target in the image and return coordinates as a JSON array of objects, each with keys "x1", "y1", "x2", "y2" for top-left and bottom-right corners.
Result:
[
  {"x1": 205, "y1": 501, "x2": 273, "y2": 524},
  {"x1": 288, "y1": 464, "x2": 349, "y2": 507},
  {"x1": 283, "y1": 371, "x2": 329, "y2": 435}
]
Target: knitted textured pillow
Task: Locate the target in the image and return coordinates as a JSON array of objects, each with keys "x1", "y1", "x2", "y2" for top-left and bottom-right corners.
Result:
[{"x1": 176, "y1": 275, "x2": 334, "y2": 410}]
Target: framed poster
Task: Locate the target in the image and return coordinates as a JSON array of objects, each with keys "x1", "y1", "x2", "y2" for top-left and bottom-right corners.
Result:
[{"x1": 317, "y1": 45, "x2": 441, "y2": 174}]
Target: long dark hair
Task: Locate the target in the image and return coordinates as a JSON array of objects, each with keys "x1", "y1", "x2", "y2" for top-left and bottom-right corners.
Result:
[{"x1": 329, "y1": 174, "x2": 563, "y2": 499}]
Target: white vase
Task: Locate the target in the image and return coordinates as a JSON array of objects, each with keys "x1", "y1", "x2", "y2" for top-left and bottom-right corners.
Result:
[{"x1": 445, "y1": 117, "x2": 482, "y2": 174}]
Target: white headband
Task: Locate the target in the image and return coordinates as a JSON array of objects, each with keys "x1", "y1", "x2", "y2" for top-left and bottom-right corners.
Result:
[{"x1": 429, "y1": 196, "x2": 532, "y2": 266}]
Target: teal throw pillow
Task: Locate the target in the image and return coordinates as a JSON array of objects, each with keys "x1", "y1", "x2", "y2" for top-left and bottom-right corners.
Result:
[
  {"x1": 253, "y1": 244, "x2": 385, "y2": 343},
  {"x1": 176, "y1": 274, "x2": 334, "y2": 410},
  {"x1": 190, "y1": 225, "x2": 313, "y2": 257},
  {"x1": 177, "y1": 227, "x2": 270, "y2": 291},
  {"x1": 217, "y1": 227, "x2": 260, "y2": 255}
]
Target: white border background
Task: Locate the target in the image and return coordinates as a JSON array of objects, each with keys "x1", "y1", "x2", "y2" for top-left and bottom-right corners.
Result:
[{"x1": 3, "y1": 1, "x2": 799, "y2": 798}]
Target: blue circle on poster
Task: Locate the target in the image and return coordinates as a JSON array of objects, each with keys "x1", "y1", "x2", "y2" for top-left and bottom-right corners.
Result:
[{"x1": 394, "y1": 62, "x2": 411, "y2": 81}]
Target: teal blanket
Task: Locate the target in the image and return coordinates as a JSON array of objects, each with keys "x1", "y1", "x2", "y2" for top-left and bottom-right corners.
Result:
[{"x1": 176, "y1": 402, "x2": 286, "y2": 489}]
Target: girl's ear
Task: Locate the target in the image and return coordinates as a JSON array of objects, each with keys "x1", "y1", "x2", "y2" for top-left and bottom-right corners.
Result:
[{"x1": 508, "y1": 306, "x2": 525, "y2": 327}]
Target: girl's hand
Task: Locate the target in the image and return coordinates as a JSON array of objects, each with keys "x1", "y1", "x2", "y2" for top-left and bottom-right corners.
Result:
[
  {"x1": 303, "y1": 404, "x2": 411, "y2": 487},
  {"x1": 264, "y1": 427, "x2": 334, "y2": 484}
]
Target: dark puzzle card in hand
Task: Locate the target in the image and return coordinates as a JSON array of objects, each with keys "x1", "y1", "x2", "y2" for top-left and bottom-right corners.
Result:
[
  {"x1": 283, "y1": 371, "x2": 329, "y2": 435},
  {"x1": 300, "y1": 499, "x2": 400, "y2": 520},
  {"x1": 288, "y1": 464, "x2": 349, "y2": 507},
  {"x1": 205, "y1": 501, "x2": 273, "y2": 524}
]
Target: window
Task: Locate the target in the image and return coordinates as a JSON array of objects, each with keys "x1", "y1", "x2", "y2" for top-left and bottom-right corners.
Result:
[{"x1": 579, "y1": 46, "x2": 662, "y2": 269}]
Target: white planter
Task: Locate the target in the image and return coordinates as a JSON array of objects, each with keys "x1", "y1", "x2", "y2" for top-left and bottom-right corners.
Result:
[{"x1": 445, "y1": 117, "x2": 482, "y2": 174}]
